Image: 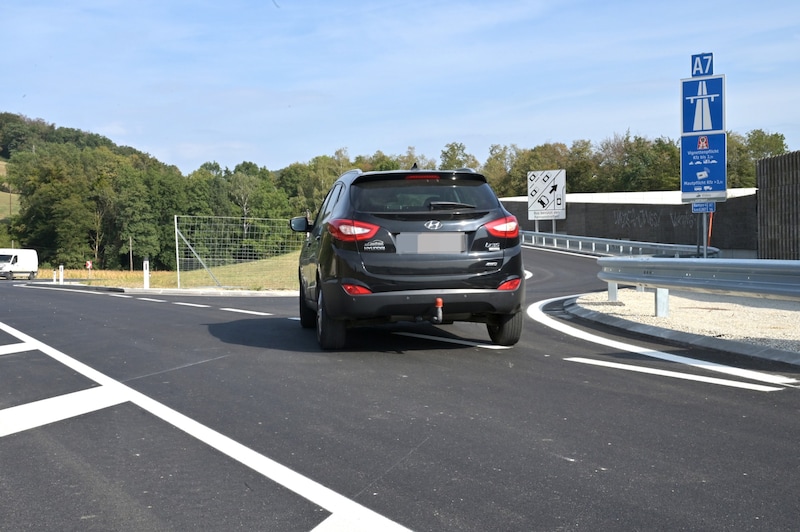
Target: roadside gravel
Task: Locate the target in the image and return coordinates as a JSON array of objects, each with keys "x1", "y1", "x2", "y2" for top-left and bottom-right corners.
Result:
[{"x1": 573, "y1": 288, "x2": 800, "y2": 357}]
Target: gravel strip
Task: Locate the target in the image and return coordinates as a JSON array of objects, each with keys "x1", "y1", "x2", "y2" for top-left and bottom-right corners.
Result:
[{"x1": 575, "y1": 289, "x2": 800, "y2": 354}]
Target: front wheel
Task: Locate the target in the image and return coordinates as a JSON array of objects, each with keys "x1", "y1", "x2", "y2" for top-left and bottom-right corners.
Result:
[
  {"x1": 487, "y1": 311, "x2": 523, "y2": 346},
  {"x1": 317, "y1": 290, "x2": 346, "y2": 350},
  {"x1": 298, "y1": 290, "x2": 315, "y2": 329}
]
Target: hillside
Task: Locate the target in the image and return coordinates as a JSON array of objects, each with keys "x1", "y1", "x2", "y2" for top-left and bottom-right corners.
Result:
[{"x1": 1, "y1": 161, "x2": 20, "y2": 220}]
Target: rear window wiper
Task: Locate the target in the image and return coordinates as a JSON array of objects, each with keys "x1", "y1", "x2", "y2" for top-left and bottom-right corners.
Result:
[{"x1": 429, "y1": 201, "x2": 476, "y2": 210}]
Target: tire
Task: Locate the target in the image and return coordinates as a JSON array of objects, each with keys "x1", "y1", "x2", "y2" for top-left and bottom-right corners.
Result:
[
  {"x1": 299, "y1": 290, "x2": 315, "y2": 328},
  {"x1": 487, "y1": 311, "x2": 523, "y2": 346},
  {"x1": 316, "y1": 290, "x2": 346, "y2": 350}
]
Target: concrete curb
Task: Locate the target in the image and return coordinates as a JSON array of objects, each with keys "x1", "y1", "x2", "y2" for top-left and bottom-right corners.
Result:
[
  {"x1": 563, "y1": 297, "x2": 800, "y2": 367},
  {"x1": 30, "y1": 281, "x2": 298, "y2": 298}
]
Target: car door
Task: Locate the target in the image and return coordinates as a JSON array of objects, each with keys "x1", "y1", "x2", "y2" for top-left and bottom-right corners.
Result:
[{"x1": 299, "y1": 182, "x2": 344, "y2": 304}]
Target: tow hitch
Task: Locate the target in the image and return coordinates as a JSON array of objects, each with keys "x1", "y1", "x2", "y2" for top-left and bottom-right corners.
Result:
[{"x1": 432, "y1": 297, "x2": 443, "y2": 324}]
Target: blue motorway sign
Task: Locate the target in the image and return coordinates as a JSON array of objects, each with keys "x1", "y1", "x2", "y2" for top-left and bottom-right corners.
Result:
[
  {"x1": 681, "y1": 75, "x2": 725, "y2": 135},
  {"x1": 681, "y1": 133, "x2": 727, "y2": 201},
  {"x1": 691, "y1": 53, "x2": 713, "y2": 77}
]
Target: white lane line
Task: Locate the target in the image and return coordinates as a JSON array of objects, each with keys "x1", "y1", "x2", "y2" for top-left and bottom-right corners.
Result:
[
  {"x1": 0, "y1": 386, "x2": 128, "y2": 437},
  {"x1": 220, "y1": 308, "x2": 272, "y2": 316},
  {"x1": 138, "y1": 297, "x2": 167, "y2": 303},
  {"x1": 173, "y1": 302, "x2": 212, "y2": 308},
  {"x1": 529, "y1": 296, "x2": 798, "y2": 387},
  {"x1": 0, "y1": 343, "x2": 36, "y2": 357},
  {"x1": 566, "y1": 357, "x2": 784, "y2": 392},
  {"x1": 0, "y1": 320, "x2": 407, "y2": 531},
  {"x1": 393, "y1": 332, "x2": 511, "y2": 350}
]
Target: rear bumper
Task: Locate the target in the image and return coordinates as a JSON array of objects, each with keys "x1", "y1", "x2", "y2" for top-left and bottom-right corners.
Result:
[{"x1": 321, "y1": 281, "x2": 524, "y2": 322}]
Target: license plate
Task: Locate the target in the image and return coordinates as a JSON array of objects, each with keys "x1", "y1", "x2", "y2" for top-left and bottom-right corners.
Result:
[{"x1": 396, "y1": 232, "x2": 466, "y2": 254}]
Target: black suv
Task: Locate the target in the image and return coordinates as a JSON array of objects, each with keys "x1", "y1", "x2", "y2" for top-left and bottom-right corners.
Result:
[{"x1": 289, "y1": 167, "x2": 525, "y2": 349}]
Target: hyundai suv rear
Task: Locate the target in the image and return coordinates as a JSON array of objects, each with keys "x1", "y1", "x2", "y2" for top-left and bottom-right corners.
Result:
[{"x1": 289, "y1": 167, "x2": 524, "y2": 349}]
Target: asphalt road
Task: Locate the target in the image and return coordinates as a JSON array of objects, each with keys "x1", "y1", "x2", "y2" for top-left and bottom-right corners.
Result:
[{"x1": 2, "y1": 247, "x2": 799, "y2": 531}]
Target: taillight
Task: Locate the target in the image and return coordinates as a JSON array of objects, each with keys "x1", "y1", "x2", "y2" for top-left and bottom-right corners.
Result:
[
  {"x1": 497, "y1": 278, "x2": 521, "y2": 291},
  {"x1": 328, "y1": 219, "x2": 380, "y2": 242},
  {"x1": 485, "y1": 216, "x2": 519, "y2": 238},
  {"x1": 342, "y1": 284, "x2": 372, "y2": 295}
]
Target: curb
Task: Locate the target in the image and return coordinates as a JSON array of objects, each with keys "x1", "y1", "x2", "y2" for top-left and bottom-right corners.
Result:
[{"x1": 563, "y1": 297, "x2": 800, "y2": 367}]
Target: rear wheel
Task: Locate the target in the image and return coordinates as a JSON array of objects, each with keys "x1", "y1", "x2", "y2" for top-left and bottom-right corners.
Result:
[
  {"x1": 487, "y1": 311, "x2": 523, "y2": 346},
  {"x1": 317, "y1": 290, "x2": 346, "y2": 350}
]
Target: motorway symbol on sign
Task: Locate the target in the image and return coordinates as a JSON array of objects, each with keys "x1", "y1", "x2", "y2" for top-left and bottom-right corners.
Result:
[
  {"x1": 527, "y1": 169, "x2": 566, "y2": 220},
  {"x1": 682, "y1": 75, "x2": 725, "y2": 135}
]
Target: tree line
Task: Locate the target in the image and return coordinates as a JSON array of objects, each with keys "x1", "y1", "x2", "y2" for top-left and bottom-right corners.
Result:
[{"x1": 0, "y1": 112, "x2": 789, "y2": 270}]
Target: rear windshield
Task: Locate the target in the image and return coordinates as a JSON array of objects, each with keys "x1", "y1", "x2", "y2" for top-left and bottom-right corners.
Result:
[{"x1": 351, "y1": 180, "x2": 500, "y2": 213}]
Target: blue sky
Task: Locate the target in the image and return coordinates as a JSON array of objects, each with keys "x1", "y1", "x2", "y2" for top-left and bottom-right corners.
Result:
[{"x1": 3, "y1": 1, "x2": 799, "y2": 174}]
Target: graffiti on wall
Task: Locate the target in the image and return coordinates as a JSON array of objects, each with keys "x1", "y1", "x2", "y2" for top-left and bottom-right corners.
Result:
[{"x1": 613, "y1": 208, "x2": 697, "y2": 230}]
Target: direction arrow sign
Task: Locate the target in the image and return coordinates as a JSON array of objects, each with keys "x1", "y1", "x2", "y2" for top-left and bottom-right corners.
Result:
[{"x1": 527, "y1": 169, "x2": 566, "y2": 220}]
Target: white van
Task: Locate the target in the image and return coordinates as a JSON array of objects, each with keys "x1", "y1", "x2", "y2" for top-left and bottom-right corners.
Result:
[{"x1": 0, "y1": 249, "x2": 39, "y2": 280}]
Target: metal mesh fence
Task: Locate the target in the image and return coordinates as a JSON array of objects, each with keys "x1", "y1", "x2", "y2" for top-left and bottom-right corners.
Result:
[{"x1": 174, "y1": 215, "x2": 304, "y2": 290}]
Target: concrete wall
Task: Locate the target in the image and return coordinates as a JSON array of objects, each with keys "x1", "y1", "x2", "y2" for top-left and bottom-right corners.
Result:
[{"x1": 502, "y1": 189, "x2": 758, "y2": 254}]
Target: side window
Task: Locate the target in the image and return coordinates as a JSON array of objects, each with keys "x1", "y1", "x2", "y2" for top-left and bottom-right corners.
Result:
[{"x1": 312, "y1": 183, "x2": 344, "y2": 233}]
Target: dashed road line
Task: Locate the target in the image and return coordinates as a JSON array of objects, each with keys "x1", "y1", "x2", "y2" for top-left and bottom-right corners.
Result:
[
  {"x1": 565, "y1": 357, "x2": 784, "y2": 392},
  {"x1": 393, "y1": 331, "x2": 511, "y2": 350},
  {"x1": 220, "y1": 308, "x2": 272, "y2": 316}
]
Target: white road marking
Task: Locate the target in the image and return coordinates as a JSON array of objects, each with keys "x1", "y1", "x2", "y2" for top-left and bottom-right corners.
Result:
[
  {"x1": 566, "y1": 357, "x2": 784, "y2": 392},
  {"x1": 220, "y1": 308, "x2": 272, "y2": 316},
  {"x1": 0, "y1": 386, "x2": 128, "y2": 437},
  {"x1": 0, "y1": 320, "x2": 410, "y2": 531},
  {"x1": 529, "y1": 296, "x2": 798, "y2": 388},
  {"x1": 173, "y1": 302, "x2": 212, "y2": 308},
  {"x1": 393, "y1": 331, "x2": 511, "y2": 350},
  {"x1": 0, "y1": 342, "x2": 36, "y2": 357},
  {"x1": 137, "y1": 297, "x2": 167, "y2": 303}
]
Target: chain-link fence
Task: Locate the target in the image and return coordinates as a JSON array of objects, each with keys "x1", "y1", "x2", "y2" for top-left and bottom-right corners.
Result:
[{"x1": 174, "y1": 216, "x2": 304, "y2": 290}]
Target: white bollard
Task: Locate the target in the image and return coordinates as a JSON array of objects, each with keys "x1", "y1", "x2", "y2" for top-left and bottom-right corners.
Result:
[
  {"x1": 607, "y1": 281, "x2": 618, "y2": 302},
  {"x1": 58, "y1": 265, "x2": 64, "y2": 285},
  {"x1": 655, "y1": 288, "x2": 669, "y2": 317},
  {"x1": 143, "y1": 259, "x2": 150, "y2": 289}
]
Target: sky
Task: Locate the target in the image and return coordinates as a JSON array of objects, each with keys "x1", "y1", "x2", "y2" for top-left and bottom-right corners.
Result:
[{"x1": 3, "y1": 0, "x2": 799, "y2": 175}]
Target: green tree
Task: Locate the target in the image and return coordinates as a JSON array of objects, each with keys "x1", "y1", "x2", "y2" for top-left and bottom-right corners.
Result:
[
  {"x1": 440, "y1": 142, "x2": 479, "y2": 170},
  {"x1": 481, "y1": 144, "x2": 513, "y2": 195}
]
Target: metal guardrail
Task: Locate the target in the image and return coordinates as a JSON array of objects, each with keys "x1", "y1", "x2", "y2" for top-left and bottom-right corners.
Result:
[
  {"x1": 521, "y1": 231, "x2": 719, "y2": 257},
  {"x1": 597, "y1": 257, "x2": 800, "y2": 316}
]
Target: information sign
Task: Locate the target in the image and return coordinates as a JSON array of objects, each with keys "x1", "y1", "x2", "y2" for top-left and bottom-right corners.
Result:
[{"x1": 527, "y1": 169, "x2": 566, "y2": 220}]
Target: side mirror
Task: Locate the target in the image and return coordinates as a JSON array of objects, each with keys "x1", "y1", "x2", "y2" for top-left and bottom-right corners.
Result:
[{"x1": 289, "y1": 216, "x2": 311, "y2": 232}]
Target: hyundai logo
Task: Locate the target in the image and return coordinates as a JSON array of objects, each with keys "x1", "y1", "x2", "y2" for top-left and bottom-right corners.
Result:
[{"x1": 424, "y1": 220, "x2": 443, "y2": 230}]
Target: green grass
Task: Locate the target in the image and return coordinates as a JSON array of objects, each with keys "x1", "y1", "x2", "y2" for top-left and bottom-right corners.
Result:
[
  {"x1": 0, "y1": 190, "x2": 19, "y2": 220},
  {"x1": 52, "y1": 250, "x2": 301, "y2": 291}
]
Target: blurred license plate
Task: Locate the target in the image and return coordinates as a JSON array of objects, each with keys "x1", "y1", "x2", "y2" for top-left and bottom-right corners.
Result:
[{"x1": 396, "y1": 232, "x2": 466, "y2": 254}]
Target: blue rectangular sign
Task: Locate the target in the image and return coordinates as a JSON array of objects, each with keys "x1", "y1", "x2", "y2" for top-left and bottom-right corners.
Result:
[
  {"x1": 691, "y1": 53, "x2": 713, "y2": 77},
  {"x1": 681, "y1": 75, "x2": 725, "y2": 135},
  {"x1": 692, "y1": 202, "x2": 716, "y2": 213},
  {"x1": 681, "y1": 132, "x2": 727, "y2": 202}
]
